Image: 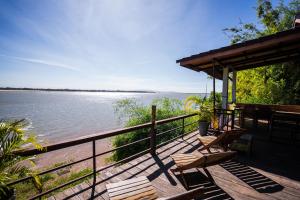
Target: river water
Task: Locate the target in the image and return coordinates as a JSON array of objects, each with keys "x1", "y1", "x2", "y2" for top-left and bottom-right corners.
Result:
[{"x1": 0, "y1": 90, "x2": 203, "y2": 143}]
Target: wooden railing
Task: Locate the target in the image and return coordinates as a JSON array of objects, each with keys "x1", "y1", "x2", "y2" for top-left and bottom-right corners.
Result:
[
  {"x1": 213, "y1": 108, "x2": 235, "y2": 130},
  {"x1": 236, "y1": 103, "x2": 300, "y2": 128},
  {"x1": 8, "y1": 108, "x2": 198, "y2": 200}
]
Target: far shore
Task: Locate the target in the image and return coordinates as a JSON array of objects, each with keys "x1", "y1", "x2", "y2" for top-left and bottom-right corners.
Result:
[{"x1": 0, "y1": 87, "x2": 155, "y2": 93}]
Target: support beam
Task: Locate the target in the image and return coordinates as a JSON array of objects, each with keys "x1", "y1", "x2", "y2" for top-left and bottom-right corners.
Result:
[
  {"x1": 213, "y1": 64, "x2": 216, "y2": 117},
  {"x1": 222, "y1": 67, "x2": 229, "y2": 109},
  {"x1": 232, "y1": 70, "x2": 237, "y2": 103}
]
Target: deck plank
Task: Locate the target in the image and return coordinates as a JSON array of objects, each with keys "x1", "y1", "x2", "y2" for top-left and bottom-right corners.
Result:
[{"x1": 48, "y1": 130, "x2": 300, "y2": 200}]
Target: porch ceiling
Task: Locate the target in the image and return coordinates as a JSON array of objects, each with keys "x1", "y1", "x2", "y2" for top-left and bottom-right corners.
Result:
[{"x1": 177, "y1": 27, "x2": 300, "y2": 80}]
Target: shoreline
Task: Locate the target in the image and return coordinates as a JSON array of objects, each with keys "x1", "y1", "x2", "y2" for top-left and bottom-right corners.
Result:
[
  {"x1": 33, "y1": 138, "x2": 113, "y2": 171},
  {"x1": 0, "y1": 87, "x2": 156, "y2": 93}
]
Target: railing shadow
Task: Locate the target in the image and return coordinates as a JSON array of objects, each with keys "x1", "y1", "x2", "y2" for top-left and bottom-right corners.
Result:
[
  {"x1": 147, "y1": 136, "x2": 201, "y2": 185},
  {"x1": 174, "y1": 171, "x2": 233, "y2": 200},
  {"x1": 148, "y1": 155, "x2": 177, "y2": 185},
  {"x1": 69, "y1": 135, "x2": 198, "y2": 200},
  {"x1": 220, "y1": 160, "x2": 284, "y2": 193},
  {"x1": 62, "y1": 132, "x2": 202, "y2": 199}
]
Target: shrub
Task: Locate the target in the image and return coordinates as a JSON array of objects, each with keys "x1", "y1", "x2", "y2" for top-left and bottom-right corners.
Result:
[{"x1": 111, "y1": 98, "x2": 198, "y2": 161}]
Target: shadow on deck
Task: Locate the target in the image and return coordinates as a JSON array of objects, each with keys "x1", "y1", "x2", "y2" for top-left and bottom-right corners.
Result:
[
  {"x1": 50, "y1": 129, "x2": 300, "y2": 200},
  {"x1": 220, "y1": 160, "x2": 283, "y2": 193}
]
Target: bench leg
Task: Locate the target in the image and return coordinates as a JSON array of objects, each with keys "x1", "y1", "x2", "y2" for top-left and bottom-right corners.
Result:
[
  {"x1": 202, "y1": 168, "x2": 215, "y2": 183},
  {"x1": 178, "y1": 170, "x2": 188, "y2": 189},
  {"x1": 171, "y1": 168, "x2": 189, "y2": 189}
]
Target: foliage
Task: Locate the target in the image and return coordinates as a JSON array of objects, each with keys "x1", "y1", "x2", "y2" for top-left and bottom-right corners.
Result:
[
  {"x1": 0, "y1": 119, "x2": 43, "y2": 199},
  {"x1": 207, "y1": 91, "x2": 222, "y2": 108},
  {"x1": 111, "y1": 98, "x2": 198, "y2": 161},
  {"x1": 13, "y1": 168, "x2": 92, "y2": 200},
  {"x1": 184, "y1": 96, "x2": 213, "y2": 122},
  {"x1": 223, "y1": 0, "x2": 300, "y2": 104},
  {"x1": 184, "y1": 92, "x2": 222, "y2": 122}
]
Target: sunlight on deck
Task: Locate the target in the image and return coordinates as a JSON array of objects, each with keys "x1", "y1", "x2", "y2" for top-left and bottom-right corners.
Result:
[{"x1": 49, "y1": 131, "x2": 300, "y2": 200}]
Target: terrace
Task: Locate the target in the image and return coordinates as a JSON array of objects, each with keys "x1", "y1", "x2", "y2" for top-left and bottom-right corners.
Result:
[
  {"x1": 51, "y1": 125, "x2": 300, "y2": 200},
  {"x1": 9, "y1": 20, "x2": 300, "y2": 200},
  {"x1": 9, "y1": 111, "x2": 300, "y2": 200}
]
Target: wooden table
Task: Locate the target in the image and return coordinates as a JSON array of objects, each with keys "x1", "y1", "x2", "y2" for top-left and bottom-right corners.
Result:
[
  {"x1": 106, "y1": 176, "x2": 158, "y2": 200},
  {"x1": 269, "y1": 111, "x2": 300, "y2": 141},
  {"x1": 231, "y1": 133, "x2": 253, "y2": 156},
  {"x1": 274, "y1": 111, "x2": 300, "y2": 116}
]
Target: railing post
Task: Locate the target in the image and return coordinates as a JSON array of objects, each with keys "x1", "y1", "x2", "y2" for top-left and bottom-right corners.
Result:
[
  {"x1": 231, "y1": 110, "x2": 235, "y2": 129},
  {"x1": 181, "y1": 117, "x2": 185, "y2": 138},
  {"x1": 150, "y1": 105, "x2": 157, "y2": 155},
  {"x1": 91, "y1": 140, "x2": 96, "y2": 198}
]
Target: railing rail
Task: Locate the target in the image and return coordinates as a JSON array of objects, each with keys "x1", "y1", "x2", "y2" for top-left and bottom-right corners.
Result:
[
  {"x1": 214, "y1": 108, "x2": 235, "y2": 130},
  {"x1": 14, "y1": 113, "x2": 197, "y2": 156},
  {"x1": 8, "y1": 109, "x2": 198, "y2": 199}
]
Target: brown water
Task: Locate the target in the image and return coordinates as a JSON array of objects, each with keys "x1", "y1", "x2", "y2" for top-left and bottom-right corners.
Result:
[{"x1": 0, "y1": 90, "x2": 204, "y2": 143}]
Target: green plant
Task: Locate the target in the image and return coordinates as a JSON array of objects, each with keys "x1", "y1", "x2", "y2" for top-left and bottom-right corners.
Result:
[
  {"x1": 111, "y1": 98, "x2": 197, "y2": 161},
  {"x1": 0, "y1": 119, "x2": 42, "y2": 198},
  {"x1": 13, "y1": 167, "x2": 92, "y2": 200},
  {"x1": 223, "y1": 0, "x2": 300, "y2": 104},
  {"x1": 184, "y1": 96, "x2": 213, "y2": 122}
]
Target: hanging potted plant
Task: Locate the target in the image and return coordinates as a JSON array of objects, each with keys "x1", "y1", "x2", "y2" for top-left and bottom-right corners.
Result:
[{"x1": 184, "y1": 96, "x2": 213, "y2": 135}]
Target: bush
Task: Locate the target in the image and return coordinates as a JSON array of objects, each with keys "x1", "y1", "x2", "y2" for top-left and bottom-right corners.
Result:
[{"x1": 111, "y1": 98, "x2": 198, "y2": 161}]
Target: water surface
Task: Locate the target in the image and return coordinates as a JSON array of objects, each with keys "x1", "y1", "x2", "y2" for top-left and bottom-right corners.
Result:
[{"x1": 0, "y1": 91, "x2": 202, "y2": 143}]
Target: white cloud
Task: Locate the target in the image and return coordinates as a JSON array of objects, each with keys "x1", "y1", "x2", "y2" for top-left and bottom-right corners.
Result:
[
  {"x1": 0, "y1": 54, "x2": 80, "y2": 71},
  {"x1": 0, "y1": 0, "x2": 217, "y2": 92}
]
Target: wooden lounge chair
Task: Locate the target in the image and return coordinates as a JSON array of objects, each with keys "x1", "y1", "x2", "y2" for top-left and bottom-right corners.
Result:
[
  {"x1": 198, "y1": 129, "x2": 245, "y2": 153},
  {"x1": 171, "y1": 151, "x2": 236, "y2": 188},
  {"x1": 106, "y1": 176, "x2": 204, "y2": 200}
]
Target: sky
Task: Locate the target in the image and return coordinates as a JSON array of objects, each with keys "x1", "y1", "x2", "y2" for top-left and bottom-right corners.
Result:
[{"x1": 0, "y1": 0, "x2": 267, "y2": 93}]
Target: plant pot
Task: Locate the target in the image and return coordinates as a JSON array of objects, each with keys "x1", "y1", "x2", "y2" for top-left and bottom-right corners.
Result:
[
  {"x1": 199, "y1": 121, "x2": 209, "y2": 136},
  {"x1": 0, "y1": 187, "x2": 16, "y2": 200},
  {"x1": 8, "y1": 192, "x2": 16, "y2": 200}
]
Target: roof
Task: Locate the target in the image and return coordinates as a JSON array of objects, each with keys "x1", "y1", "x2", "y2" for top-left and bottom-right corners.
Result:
[{"x1": 177, "y1": 27, "x2": 300, "y2": 79}]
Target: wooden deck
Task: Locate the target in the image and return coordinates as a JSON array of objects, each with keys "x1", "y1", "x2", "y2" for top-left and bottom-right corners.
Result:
[{"x1": 49, "y1": 130, "x2": 300, "y2": 200}]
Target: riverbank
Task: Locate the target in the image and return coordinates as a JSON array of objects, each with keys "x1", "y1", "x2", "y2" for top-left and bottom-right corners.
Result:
[{"x1": 33, "y1": 138, "x2": 113, "y2": 172}]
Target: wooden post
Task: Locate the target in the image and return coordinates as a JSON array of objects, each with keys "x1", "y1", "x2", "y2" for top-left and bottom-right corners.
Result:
[
  {"x1": 91, "y1": 140, "x2": 96, "y2": 198},
  {"x1": 150, "y1": 105, "x2": 157, "y2": 155},
  {"x1": 213, "y1": 64, "x2": 216, "y2": 118},
  {"x1": 181, "y1": 118, "x2": 185, "y2": 138},
  {"x1": 231, "y1": 70, "x2": 237, "y2": 129},
  {"x1": 232, "y1": 70, "x2": 237, "y2": 104},
  {"x1": 221, "y1": 67, "x2": 229, "y2": 129},
  {"x1": 222, "y1": 67, "x2": 229, "y2": 109}
]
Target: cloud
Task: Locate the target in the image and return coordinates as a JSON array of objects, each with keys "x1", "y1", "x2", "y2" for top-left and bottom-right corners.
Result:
[
  {"x1": 0, "y1": 54, "x2": 80, "y2": 71},
  {"x1": 0, "y1": 0, "x2": 216, "y2": 92}
]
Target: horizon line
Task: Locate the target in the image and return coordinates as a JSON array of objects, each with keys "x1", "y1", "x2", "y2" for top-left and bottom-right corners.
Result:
[{"x1": 0, "y1": 87, "x2": 211, "y2": 94}]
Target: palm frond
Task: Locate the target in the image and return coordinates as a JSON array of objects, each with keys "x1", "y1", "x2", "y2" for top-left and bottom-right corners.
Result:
[
  {"x1": 0, "y1": 118, "x2": 43, "y2": 192},
  {"x1": 184, "y1": 96, "x2": 204, "y2": 112}
]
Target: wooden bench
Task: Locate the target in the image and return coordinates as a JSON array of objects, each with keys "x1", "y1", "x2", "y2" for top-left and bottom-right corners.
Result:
[
  {"x1": 106, "y1": 176, "x2": 205, "y2": 200},
  {"x1": 106, "y1": 176, "x2": 157, "y2": 200}
]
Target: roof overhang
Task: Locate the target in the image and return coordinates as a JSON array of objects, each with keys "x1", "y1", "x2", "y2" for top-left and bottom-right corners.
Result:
[{"x1": 177, "y1": 28, "x2": 300, "y2": 80}]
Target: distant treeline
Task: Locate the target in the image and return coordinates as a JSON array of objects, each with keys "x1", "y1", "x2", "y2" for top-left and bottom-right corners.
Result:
[{"x1": 0, "y1": 87, "x2": 155, "y2": 93}]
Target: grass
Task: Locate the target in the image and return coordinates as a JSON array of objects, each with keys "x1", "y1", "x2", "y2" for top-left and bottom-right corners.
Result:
[{"x1": 13, "y1": 166, "x2": 93, "y2": 200}]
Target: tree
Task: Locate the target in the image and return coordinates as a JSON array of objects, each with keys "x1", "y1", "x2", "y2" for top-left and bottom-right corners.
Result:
[
  {"x1": 0, "y1": 119, "x2": 42, "y2": 198},
  {"x1": 223, "y1": 0, "x2": 300, "y2": 104}
]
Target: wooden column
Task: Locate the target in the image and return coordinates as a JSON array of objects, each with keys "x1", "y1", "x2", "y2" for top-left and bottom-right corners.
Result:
[
  {"x1": 150, "y1": 105, "x2": 157, "y2": 155},
  {"x1": 213, "y1": 64, "x2": 216, "y2": 117},
  {"x1": 222, "y1": 67, "x2": 229, "y2": 109},
  {"x1": 232, "y1": 70, "x2": 237, "y2": 103}
]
